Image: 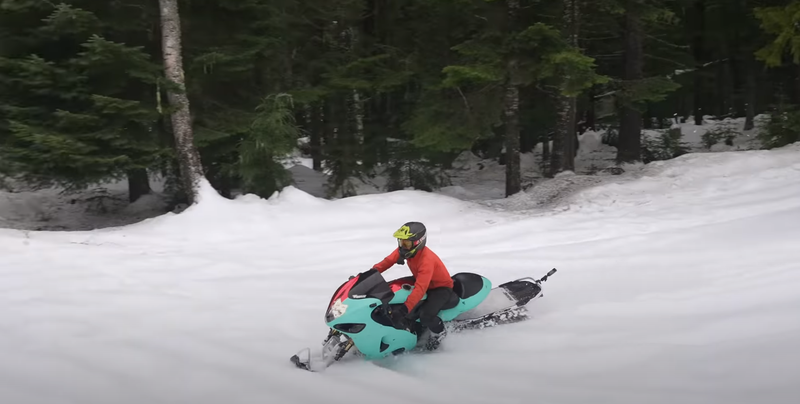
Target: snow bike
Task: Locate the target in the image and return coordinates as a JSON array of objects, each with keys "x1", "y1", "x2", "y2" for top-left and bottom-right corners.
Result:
[{"x1": 290, "y1": 267, "x2": 557, "y2": 372}]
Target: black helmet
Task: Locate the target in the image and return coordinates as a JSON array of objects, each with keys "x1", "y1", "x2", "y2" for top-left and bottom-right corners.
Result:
[{"x1": 393, "y1": 221, "x2": 427, "y2": 260}]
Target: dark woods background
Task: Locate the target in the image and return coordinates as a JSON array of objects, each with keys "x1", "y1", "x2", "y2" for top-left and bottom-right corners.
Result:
[{"x1": 1, "y1": 0, "x2": 798, "y2": 206}]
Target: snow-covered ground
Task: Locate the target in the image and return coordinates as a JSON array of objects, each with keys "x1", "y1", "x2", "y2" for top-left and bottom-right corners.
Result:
[
  {"x1": 1, "y1": 139, "x2": 799, "y2": 404},
  {"x1": 0, "y1": 177, "x2": 171, "y2": 231}
]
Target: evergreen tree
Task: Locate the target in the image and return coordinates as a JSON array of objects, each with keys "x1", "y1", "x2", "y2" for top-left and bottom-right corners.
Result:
[
  {"x1": 753, "y1": 0, "x2": 800, "y2": 148},
  {"x1": 438, "y1": 0, "x2": 605, "y2": 194},
  {"x1": 0, "y1": 1, "x2": 167, "y2": 201},
  {"x1": 0, "y1": 0, "x2": 795, "y2": 207}
]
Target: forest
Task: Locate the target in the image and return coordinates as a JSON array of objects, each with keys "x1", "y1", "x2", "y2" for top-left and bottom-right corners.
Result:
[{"x1": 1, "y1": 0, "x2": 799, "y2": 207}]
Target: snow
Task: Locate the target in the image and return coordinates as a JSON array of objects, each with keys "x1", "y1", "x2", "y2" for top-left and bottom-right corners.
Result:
[
  {"x1": 2, "y1": 138, "x2": 800, "y2": 404},
  {"x1": 0, "y1": 177, "x2": 171, "y2": 231}
]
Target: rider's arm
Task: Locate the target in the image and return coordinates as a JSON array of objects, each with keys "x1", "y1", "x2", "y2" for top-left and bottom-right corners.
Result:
[
  {"x1": 404, "y1": 261, "x2": 433, "y2": 311},
  {"x1": 372, "y1": 249, "x2": 400, "y2": 272}
]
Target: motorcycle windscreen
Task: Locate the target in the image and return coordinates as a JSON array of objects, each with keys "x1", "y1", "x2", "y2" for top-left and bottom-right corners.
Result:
[{"x1": 347, "y1": 270, "x2": 394, "y2": 304}]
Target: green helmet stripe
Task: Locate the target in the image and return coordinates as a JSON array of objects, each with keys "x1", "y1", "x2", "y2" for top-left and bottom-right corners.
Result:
[{"x1": 393, "y1": 225, "x2": 415, "y2": 239}]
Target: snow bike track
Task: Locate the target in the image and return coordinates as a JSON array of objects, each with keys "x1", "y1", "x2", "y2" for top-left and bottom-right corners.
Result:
[{"x1": 1, "y1": 145, "x2": 800, "y2": 404}]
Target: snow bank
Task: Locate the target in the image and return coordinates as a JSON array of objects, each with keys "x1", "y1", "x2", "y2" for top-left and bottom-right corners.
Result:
[{"x1": 567, "y1": 143, "x2": 800, "y2": 218}]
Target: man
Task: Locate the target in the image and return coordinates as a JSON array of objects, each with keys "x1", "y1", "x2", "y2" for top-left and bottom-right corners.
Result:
[{"x1": 370, "y1": 221, "x2": 456, "y2": 350}]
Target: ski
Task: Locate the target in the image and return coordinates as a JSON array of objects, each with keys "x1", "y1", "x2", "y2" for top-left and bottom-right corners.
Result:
[
  {"x1": 290, "y1": 329, "x2": 354, "y2": 372},
  {"x1": 454, "y1": 269, "x2": 555, "y2": 322}
]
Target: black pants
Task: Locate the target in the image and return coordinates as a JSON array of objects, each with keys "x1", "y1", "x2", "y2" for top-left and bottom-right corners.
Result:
[{"x1": 412, "y1": 287, "x2": 456, "y2": 334}]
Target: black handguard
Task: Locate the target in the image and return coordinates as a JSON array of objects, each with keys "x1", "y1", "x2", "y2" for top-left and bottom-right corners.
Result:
[{"x1": 388, "y1": 304, "x2": 411, "y2": 330}]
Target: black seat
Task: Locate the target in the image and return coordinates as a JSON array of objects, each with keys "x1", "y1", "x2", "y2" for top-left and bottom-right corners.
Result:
[
  {"x1": 441, "y1": 289, "x2": 460, "y2": 310},
  {"x1": 403, "y1": 274, "x2": 484, "y2": 314},
  {"x1": 451, "y1": 272, "x2": 485, "y2": 299}
]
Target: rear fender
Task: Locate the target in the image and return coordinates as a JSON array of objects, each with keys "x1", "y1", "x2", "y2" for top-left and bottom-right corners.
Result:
[{"x1": 439, "y1": 276, "x2": 492, "y2": 321}]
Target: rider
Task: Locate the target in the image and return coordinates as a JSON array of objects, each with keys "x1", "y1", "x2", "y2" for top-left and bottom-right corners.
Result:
[{"x1": 370, "y1": 221, "x2": 456, "y2": 349}]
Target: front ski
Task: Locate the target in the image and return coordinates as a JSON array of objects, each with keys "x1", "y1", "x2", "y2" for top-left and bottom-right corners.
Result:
[{"x1": 290, "y1": 329, "x2": 354, "y2": 372}]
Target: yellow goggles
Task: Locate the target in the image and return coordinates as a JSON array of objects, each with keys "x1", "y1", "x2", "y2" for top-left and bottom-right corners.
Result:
[{"x1": 398, "y1": 239, "x2": 415, "y2": 249}]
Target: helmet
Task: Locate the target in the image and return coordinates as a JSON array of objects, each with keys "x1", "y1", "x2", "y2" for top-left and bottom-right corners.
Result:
[{"x1": 393, "y1": 221, "x2": 427, "y2": 260}]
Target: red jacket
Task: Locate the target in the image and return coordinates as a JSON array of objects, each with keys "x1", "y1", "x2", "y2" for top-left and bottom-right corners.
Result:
[{"x1": 373, "y1": 247, "x2": 454, "y2": 311}]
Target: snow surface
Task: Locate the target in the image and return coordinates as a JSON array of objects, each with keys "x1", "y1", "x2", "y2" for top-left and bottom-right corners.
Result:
[
  {"x1": 2, "y1": 141, "x2": 800, "y2": 404},
  {"x1": 0, "y1": 177, "x2": 171, "y2": 231}
]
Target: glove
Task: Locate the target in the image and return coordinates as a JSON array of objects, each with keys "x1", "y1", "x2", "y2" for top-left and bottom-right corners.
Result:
[
  {"x1": 350, "y1": 268, "x2": 379, "y2": 280},
  {"x1": 389, "y1": 304, "x2": 411, "y2": 330}
]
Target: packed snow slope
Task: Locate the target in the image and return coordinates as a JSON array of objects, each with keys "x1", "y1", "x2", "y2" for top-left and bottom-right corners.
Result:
[{"x1": 2, "y1": 144, "x2": 800, "y2": 404}]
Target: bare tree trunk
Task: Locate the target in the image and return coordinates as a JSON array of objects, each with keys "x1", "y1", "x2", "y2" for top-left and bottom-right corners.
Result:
[
  {"x1": 504, "y1": 82, "x2": 521, "y2": 196},
  {"x1": 541, "y1": 134, "x2": 550, "y2": 175},
  {"x1": 734, "y1": 0, "x2": 757, "y2": 131},
  {"x1": 616, "y1": 1, "x2": 643, "y2": 164},
  {"x1": 126, "y1": 168, "x2": 151, "y2": 203},
  {"x1": 550, "y1": 96, "x2": 566, "y2": 175},
  {"x1": 563, "y1": 97, "x2": 578, "y2": 172},
  {"x1": 159, "y1": 0, "x2": 204, "y2": 204},
  {"x1": 504, "y1": 0, "x2": 521, "y2": 196},
  {"x1": 692, "y1": 0, "x2": 705, "y2": 125},
  {"x1": 585, "y1": 87, "x2": 596, "y2": 131},
  {"x1": 352, "y1": 89, "x2": 364, "y2": 143},
  {"x1": 310, "y1": 103, "x2": 324, "y2": 171},
  {"x1": 345, "y1": 26, "x2": 364, "y2": 146},
  {"x1": 744, "y1": 56, "x2": 756, "y2": 130},
  {"x1": 563, "y1": 0, "x2": 579, "y2": 172}
]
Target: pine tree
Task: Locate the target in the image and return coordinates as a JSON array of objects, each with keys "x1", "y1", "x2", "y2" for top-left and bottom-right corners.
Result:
[
  {"x1": 584, "y1": 0, "x2": 681, "y2": 164},
  {"x1": 434, "y1": 0, "x2": 605, "y2": 195},
  {"x1": 754, "y1": 1, "x2": 800, "y2": 66},
  {"x1": 0, "y1": 1, "x2": 167, "y2": 201}
]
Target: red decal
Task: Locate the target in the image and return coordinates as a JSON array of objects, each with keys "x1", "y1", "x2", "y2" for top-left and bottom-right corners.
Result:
[
  {"x1": 329, "y1": 276, "x2": 359, "y2": 308},
  {"x1": 389, "y1": 278, "x2": 414, "y2": 292}
]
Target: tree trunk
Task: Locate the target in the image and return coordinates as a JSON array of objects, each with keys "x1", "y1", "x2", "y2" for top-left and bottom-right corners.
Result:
[
  {"x1": 733, "y1": 0, "x2": 756, "y2": 131},
  {"x1": 585, "y1": 86, "x2": 596, "y2": 131},
  {"x1": 541, "y1": 133, "x2": 550, "y2": 175},
  {"x1": 550, "y1": 0, "x2": 579, "y2": 177},
  {"x1": 692, "y1": 0, "x2": 705, "y2": 125},
  {"x1": 504, "y1": 82, "x2": 521, "y2": 196},
  {"x1": 551, "y1": 93, "x2": 579, "y2": 174},
  {"x1": 744, "y1": 56, "x2": 756, "y2": 130},
  {"x1": 550, "y1": 95, "x2": 565, "y2": 176},
  {"x1": 159, "y1": 0, "x2": 204, "y2": 204},
  {"x1": 504, "y1": 0, "x2": 521, "y2": 196},
  {"x1": 310, "y1": 103, "x2": 324, "y2": 171},
  {"x1": 126, "y1": 168, "x2": 151, "y2": 203},
  {"x1": 717, "y1": 34, "x2": 733, "y2": 117},
  {"x1": 616, "y1": 2, "x2": 644, "y2": 164},
  {"x1": 562, "y1": 0, "x2": 579, "y2": 172},
  {"x1": 563, "y1": 96, "x2": 578, "y2": 172},
  {"x1": 796, "y1": 65, "x2": 800, "y2": 106},
  {"x1": 352, "y1": 89, "x2": 364, "y2": 145}
]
